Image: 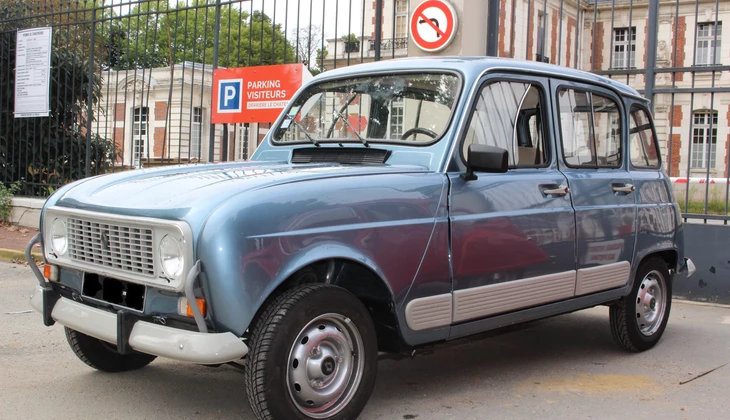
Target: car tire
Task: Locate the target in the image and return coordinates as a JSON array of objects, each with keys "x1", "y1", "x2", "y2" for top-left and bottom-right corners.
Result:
[
  {"x1": 65, "y1": 327, "x2": 156, "y2": 372},
  {"x1": 244, "y1": 283, "x2": 378, "y2": 420},
  {"x1": 609, "y1": 258, "x2": 672, "y2": 352}
]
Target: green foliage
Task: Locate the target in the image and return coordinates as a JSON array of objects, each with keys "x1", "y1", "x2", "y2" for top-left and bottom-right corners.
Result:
[
  {"x1": 116, "y1": 1, "x2": 295, "y2": 70},
  {"x1": 340, "y1": 33, "x2": 360, "y2": 54},
  {"x1": 0, "y1": 180, "x2": 21, "y2": 223}
]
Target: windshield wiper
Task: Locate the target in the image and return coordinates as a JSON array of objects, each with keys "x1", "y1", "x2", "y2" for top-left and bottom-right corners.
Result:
[
  {"x1": 285, "y1": 115, "x2": 319, "y2": 147},
  {"x1": 333, "y1": 111, "x2": 369, "y2": 147}
]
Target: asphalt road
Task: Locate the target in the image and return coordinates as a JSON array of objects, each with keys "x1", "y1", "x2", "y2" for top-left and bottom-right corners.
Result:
[{"x1": 2, "y1": 261, "x2": 729, "y2": 420}]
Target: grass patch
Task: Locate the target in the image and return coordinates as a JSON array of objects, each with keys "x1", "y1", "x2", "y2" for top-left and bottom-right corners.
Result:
[{"x1": 676, "y1": 199, "x2": 729, "y2": 215}]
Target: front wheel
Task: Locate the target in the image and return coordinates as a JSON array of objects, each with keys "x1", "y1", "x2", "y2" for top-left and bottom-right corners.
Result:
[
  {"x1": 609, "y1": 258, "x2": 672, "y2": 352},
  {"x1": 244, "y1": 284, "x2": 378, "y2": 420},
  {"x1": 65, "y1": 328, "x2": 156, "y2": 372}
]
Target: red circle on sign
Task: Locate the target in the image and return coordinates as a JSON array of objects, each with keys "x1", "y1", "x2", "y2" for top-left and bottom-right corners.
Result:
[{"x1": 410, "y1": 0, "x2": 457, "y2": 52}]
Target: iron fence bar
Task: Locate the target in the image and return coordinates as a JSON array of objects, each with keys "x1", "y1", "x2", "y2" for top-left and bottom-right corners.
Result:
[
  {"x1": 557, "y1": 0, "x2": 563, "y2": 65},
  {"x1": 703, "y1": 0, "x2": 721, "y2": 215},
  {"x1": 85, "y1": 3, "x2": 96, "y2": 178},
  {"x1": 591, "y1": 2, "x2": 597, "y2": 71},
  {"x1": 209, "y1": 0, "x2": 222, "y2": 162},
  {"x1": 374, "y1": 0, "x2": 383, "y2": 61},
  {"x1": 644, "y1": 0, "x2": 659, "y2": 110},
  {"x1": 487, "y1": 0, "x2": 499, "y2": 56},
  {"x1": 626, "y1": 0, "x2": 634, "y2": 85}
]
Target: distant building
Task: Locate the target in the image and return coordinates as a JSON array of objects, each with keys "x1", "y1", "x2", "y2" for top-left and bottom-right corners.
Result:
[{"x1": 97, "y1": 62, "x2": 259, "y2": 168}]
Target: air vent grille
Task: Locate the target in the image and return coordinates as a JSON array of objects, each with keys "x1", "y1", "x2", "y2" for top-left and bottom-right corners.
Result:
[{"x1": 291, "y1": 148, "x2": 390, "y2": 165}]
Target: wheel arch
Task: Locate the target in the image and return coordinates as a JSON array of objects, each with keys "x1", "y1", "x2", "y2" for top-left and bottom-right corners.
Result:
[
  {"x1": 628, "y1": 247, "x2": 678, "y2": 292},
  {"x1": 247, "y1": 246, "x2": 406, "y2": 353}
]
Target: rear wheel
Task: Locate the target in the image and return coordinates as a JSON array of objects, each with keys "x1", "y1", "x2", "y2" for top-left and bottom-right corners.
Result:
[
  {"x1": 244, "y1": 283, "x2": 378, "y2": 420},
  {"x1": 609, "y1": 258, "x2": 672, "y2": 352},
  {"x1": 65, "y1": 328, "x2": 156, "y2": 372}
]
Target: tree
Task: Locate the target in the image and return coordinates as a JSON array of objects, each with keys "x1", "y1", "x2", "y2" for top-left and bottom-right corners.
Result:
[{"x1": 116, "y1": 1, "x2": 295, "y2": 70}]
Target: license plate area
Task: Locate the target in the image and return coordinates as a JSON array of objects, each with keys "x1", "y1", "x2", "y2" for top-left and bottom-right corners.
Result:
[{"x1": 82, "y1": 273, "x2": 146, "y2": 312}]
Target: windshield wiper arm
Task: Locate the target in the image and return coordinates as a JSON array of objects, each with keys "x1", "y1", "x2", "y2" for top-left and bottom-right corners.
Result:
[
  {"x1": 333, "y1": 111, "x2": 369, "y2": 147},
  {"x1": 286, "y1": 116, "x2": 319, "y2": 147}
]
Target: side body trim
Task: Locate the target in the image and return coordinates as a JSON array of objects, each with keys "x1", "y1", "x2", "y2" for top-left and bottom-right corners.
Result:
[
  {"x1": 452, "y1": 271, "x2": 576, "y2": 323},
  {"x1": 405, "y1": 294, "x2": 452, "y2": 331},
  {"x1": 575, "y1": 261, "x2": 631, "y2": 296}
]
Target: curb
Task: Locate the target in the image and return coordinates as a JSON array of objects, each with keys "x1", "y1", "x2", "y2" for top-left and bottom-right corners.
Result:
[{"x1": 0, "y1": 248, "x2": 42, "y2": 263}]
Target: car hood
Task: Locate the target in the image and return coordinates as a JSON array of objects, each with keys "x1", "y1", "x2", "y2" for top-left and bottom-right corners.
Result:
[{"x1": 52, "y1": 161, "x2": 428, "y2": 220}]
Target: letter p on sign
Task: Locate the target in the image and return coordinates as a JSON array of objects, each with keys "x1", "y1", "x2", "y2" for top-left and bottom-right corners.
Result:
[{"x1": 217, "y1": 79, "x2": 242, "y2": 113}]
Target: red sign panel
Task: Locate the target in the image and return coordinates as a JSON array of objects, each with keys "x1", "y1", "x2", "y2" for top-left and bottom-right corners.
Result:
[
  {"x1": 410, "y1": 0, "x2": 458, "y2": 52},
  {"x1": 212, "y1": 63, "x2": 309, "y2": 124}
]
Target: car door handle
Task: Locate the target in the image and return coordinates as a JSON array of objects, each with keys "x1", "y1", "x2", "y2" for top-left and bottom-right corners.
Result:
[
  {"x1": 612, "y1": 183, "x2": 636, "y2": 193},
  {"x1": 540, "y1": 184, "x2": 570, "y2": 196}
]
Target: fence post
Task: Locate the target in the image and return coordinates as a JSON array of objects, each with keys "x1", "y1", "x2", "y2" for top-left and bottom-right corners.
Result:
[
  {"x1": 85, "y1": 5, "x2": 97, "y2": 178},
  {"x1": 374, "y1": 0, "x2": 383, "y2": 60},
  {"x1": 208, "y1": 0, "x2": 222, "y2": 162},
  {"x1": 645, "y1": 0, "x2": 659, "y2": 110},
  {"x1": 486, "y1": 0, "x2": 499, "y2": 56}
]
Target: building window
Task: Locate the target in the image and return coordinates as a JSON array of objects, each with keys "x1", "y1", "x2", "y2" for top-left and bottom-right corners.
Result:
[
  {"x1": 691, "y1": 112, "x2": 717, "y2": 169},
  {"x1": 191, "y1": 107, "x2": 203, "y2": 159},
  {"x1": 395, "y1": 0, "x2": 408, "y2": 39},
  {"x1": 536, "y1": 11, "x2": 548, "y2": 62},
  {"x1": 612, "y1": 27, "x2": 636, "y2": 69},
  {"x1": 132, "y1": 106, "x2": 148, "y2": 167},
  {"x1": 390, "y1": 98, "x2": 404, "y2": 138},
  {"x1": 696, "y1": 22, "x2": 722, "y2": 65}
]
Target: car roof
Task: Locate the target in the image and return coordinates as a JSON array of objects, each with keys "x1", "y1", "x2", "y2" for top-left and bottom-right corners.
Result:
[{"x1": 316, "y1": 56, "x2": 646, "y2": 102}]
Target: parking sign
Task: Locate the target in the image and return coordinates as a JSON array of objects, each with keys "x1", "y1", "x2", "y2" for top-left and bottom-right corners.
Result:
[
  {"x1": 216, "y1": 79, "x2": 242, "y2": 113},
  {"x1": 212, "y1": 64, "x2": 311, "y2": 124}
]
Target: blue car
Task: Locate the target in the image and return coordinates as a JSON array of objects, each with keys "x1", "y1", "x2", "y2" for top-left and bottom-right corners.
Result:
[{"x1": 27, "y1": 57, "x2": 695, "y2": 420}]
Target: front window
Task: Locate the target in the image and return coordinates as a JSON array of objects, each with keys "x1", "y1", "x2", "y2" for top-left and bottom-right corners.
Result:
[
  {"x1": 274, "y1": 73, "x2": 460, "y2": 144},
  {"x1": 691, "y1": 111, "x2": 717, "y2": 169},
  {"x1": 613, "y1": 27, "x2": 636, "y2": 69},
  {"x1": 696, "y1": 22, "x2": 722, "y2": 66}
]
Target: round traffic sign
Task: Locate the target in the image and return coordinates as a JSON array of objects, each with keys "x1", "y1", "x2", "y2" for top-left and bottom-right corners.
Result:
[{"x1": 410, "y1": 0, "x2": 458, "y2": 52}]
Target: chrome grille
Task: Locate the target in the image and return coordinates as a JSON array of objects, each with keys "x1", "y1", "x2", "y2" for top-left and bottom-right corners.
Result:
[{"x1": 67, "y1": 218, "x2": 155, "y2": 277}]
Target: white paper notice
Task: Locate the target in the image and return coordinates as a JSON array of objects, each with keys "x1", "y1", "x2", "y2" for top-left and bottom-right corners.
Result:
[{"x1": 15, "y1": 27, "x2": 52, "y2": 118}]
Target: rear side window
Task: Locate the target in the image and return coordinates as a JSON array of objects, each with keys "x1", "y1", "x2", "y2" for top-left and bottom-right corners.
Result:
[
  {"x1": 629, "y1": 106, "x2": 660, "y2": 168},
  {"x1": 462, "y1": 81, "x2": 549, "y2": 168},
  {"x1": 557, "y1": 88, "x2": 622, "y2": 168}
]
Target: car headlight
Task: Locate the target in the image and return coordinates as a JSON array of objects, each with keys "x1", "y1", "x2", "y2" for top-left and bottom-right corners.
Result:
[
  {"x1": 159, "y1": 234, "x2": 184, "y2": 280},
  {"x1": 50, "y1": 218, "x2": 68, "y2": 255}
]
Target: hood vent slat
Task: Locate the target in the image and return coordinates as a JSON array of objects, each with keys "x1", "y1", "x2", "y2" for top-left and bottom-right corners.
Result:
[{"x1": 291, "y1": 148, "x2": 390, "y2": 165}]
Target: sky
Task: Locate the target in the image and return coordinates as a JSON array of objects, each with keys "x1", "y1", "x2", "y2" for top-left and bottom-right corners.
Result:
[{"x1": 104, "y1": 0, "x2": 365, "y2": 41}]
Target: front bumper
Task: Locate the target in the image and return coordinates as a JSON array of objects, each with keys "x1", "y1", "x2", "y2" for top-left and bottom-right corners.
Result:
[{"x1": 26, "y1": 234, "x2": 248, "y2": 365}]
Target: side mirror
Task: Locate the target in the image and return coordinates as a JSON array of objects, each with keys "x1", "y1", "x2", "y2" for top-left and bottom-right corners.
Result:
[{"x1": 461, "y1": 144, "x2": 509, "y2": 181}]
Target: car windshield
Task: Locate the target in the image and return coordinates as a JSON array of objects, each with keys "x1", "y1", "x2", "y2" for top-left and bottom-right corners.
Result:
[{"x1": 272, "y1": 72, "x2": 460, "y2": 144}]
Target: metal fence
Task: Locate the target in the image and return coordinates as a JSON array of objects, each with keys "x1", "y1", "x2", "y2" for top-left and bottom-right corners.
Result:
[
  {"x1": 0, "y1": 0, "x2": 728, "y2": 223},
  {"x1": 487, "y1": 0, "x2": 729, "y2": 222},
  {"x1": 0, "y1": 0, "x2": 398, "y2": 196}
]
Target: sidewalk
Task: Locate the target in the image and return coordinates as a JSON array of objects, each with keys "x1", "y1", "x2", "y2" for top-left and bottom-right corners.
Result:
[{"x1": 0, "y1": 224, "x2": 40, "y2": 262}]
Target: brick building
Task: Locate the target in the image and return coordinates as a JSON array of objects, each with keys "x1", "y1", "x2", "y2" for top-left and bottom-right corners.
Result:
[{"x1": 327, "y1": 0, "x2": 729, "y2": 178}]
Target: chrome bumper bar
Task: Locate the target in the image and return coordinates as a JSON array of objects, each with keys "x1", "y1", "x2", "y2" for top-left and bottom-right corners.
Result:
[{"x1": 25, "y1": 233, "x2": 248, "y2": 365}]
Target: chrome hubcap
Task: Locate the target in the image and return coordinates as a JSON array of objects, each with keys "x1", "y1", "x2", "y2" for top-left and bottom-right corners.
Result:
[
  {"x1": 636, "y1": 270, "x2": 666, "y2": 336},
  {"x1": 287, "y1": 314, "x2": 364, "y2": 419}
]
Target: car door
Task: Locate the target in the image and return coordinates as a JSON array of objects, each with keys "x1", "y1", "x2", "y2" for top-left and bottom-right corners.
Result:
[
  {"x1": 550, "y1": 81, "x2": 636, "y2": 295},
  {"x1": 448, "y1": 75, "x2": 577, "y2": 327}
]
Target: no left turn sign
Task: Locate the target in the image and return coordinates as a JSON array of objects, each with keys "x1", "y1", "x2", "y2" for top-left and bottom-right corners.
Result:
[{"x1": 410, "y1": 0, "x2": 458, "y2": 52}]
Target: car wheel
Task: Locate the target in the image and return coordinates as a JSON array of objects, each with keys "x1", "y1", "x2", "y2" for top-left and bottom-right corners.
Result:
[
  {"x1": 609, "y1": 258, "x2": 672, "y2": 352},
  {"x1": 244, "y1": 283, "x2": 378, "y2": 420},
  {"x1": 65, "y1": 327, "x2": 156, "y2": 372}
]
